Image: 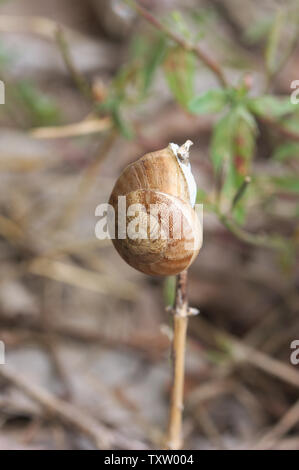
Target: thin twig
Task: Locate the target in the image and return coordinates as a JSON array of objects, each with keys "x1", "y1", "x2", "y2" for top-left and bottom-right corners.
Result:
[
  {"x1": 166, "y1": 270, "x2": 189, "y2": 450},
  {"x1": 53, "y1": 129, "x2": 117, "y2": 230},
  {"x1": 0, "y1": 365, "x2": 110, "y2": 448},
  {"x1": 28, "y1": 257, "x2": 138, "y2": 301},
  {"x1": 0, "y1": 318, "x2": 170, "y2": 360},
  {"x1": 230, "y1": 176, "x2": 251, "y2": 212},
  {"x1": 55, "y1": 26, "x2": 92, "y2": 100},
  {"x1": 253, "y1": 399, "x2": 299, "y2": 449},
  {"x1": 30, "y1": 116, "x2": 111, "y2": 139},
  {"x1": 0, "y1": 365, "x2": 148, "y2": 449},
  {"x1": 195, "y1": 404, "x2": 226, "y2": 449},
  {"x1": 41, "y1": 281, "x2": 72, "y2": 401},
  {"x1": 126, "y1": 0, "x2": 228, "y2": 87},
  {"x1": 0, "y1": 214, "x2": 23, "y2": 243},
  {"x1": 0, "y1": 15, "x2": 63, "y2": 38},
  {"x1": 192, "y1": 317, "x2": 299, "y2": 390}
]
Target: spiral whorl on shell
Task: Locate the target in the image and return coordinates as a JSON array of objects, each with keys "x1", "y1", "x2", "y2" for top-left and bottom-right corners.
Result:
[{"x1": 109, "y1": 142, "x2": 201, "y2": 276}]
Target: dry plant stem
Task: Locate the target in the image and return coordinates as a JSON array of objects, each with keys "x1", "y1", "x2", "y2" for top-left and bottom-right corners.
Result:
[
  {"x1": 28, "y1": 256, "x2": 137, "y2": 301},
  {"x1": 253, "y1": 399, "x2": 299, "y2": 449},
  {"x1": 192, "y1": 317, "x2": 299, "y2": 389},
  {"x1": 0, "y1": 365, "x2": 148, "y2": 449},
  {"x1": 41, "y1": 281, "x2": 72, "y2": 400},
  {"x1": 166, "y1": 270, "x2": 189, "y2": 450},
  {"x1": 54, "y1": 129, "x2": 117, "y2": 230},
  {"x1": 31, "y1": 116, "x2": 112, "y2": 139},
  {"x1": 0, "y1": 365, "x2": 111, "y2": 448},
  {"x1": 0, "y1": 15, "x2": 64, "y2": 38},
  {"x1": 0, "y1": 317, "x2": 169, "y2": 359}
]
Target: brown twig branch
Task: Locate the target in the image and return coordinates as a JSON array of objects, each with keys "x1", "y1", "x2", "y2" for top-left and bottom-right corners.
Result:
[
  {"x1": 53, "y1": 129, "x2": 117, "y2": 230},
  {"x1": 0, "y1": 365, "x2": 109, "y2": 448},
  {"x1": 253, "y1": 399, "x2": 299, "y2": 449},
  {"x1": 30, "y1": 116, "x2": 112, "y2": 139},
  {"x1": 166, "y1": 270, "x2": 192, "y2": 450},
  {"x1": 192, "y1": 317, "x2": 299, "y2": 390},
  {"x1": 0, "y1": 15, "x2": 63, "y2": 38},
  {"x1": 41, "y1": 281, "x2": 72, "y2": 401},
  {"x1": 28, "y1": 256, "x2": 137, "y2": 301},
  {"x1": 126, "y1": 0, "x2": 228, "y2": 87},
  {"x1": 0, "y1": 316, "x2": 169, "y2": 359}
]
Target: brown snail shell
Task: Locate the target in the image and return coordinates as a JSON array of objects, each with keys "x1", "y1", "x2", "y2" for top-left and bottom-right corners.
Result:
[{"x1": 109, "y1": 142, "x2": 202, "y2": 276}]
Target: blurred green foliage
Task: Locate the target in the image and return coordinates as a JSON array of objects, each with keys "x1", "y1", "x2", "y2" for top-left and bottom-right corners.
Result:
[
  {"x1": 15, "y1": 81, "x2": 60, "y2": 127},
  {"x1": 0, "y1": 41, "x2": 60, "y2": 127}
]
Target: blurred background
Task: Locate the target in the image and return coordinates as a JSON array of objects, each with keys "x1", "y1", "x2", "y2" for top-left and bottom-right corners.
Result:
[{"x1": 0, "y1": 0, "x2": 298, "y2": 450}]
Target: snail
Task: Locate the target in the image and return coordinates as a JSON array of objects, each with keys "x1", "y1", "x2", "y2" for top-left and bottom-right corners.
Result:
[{"x1": 109, "y1": 140, "x2": 202, "y2": 276}]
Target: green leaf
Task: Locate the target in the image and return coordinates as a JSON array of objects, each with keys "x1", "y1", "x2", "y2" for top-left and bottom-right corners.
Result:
[
  {"x1": 234, "y1": 108, "x2": 256, "y2": 166},
  {"x1": 272, "y1": 142, "x2": 299, "y2": 161},
  {"x1": 272, "y1": 176, "x2": 299, "y2": 193},
  {"x1": 0, "y1": 41, "x2": 13, "y2": 67},
  {"x1": 170, "y1": 10, "x2": 191, "y2": 39},
  {"x1": 232, "y1": 203, "x2": 246, "y2": 225},
  {"x1": 210, "y1": 111, "x2": 236, "y2": 171},
  {"x1": 163, "y1": 276, "x2": 176, "y2": 307},
  {"x1": 223, "y1": 161, "x2": 245, "y2": 219},
  {"x1": 113, "y1": 64, "x2": 135, "y2": 94},
  {"x1": 164, "y1": 46, "x2": 195, "y2": 109},
  {"x1": 244, "y1": 18, "x2": 273, "y2": 44},
  {"x1": 196, "y1": 188, "x2": 208, "y2": 203},
  {"x1": 129, "y1": 34, "x2": 148, "y2": 59},
  {"x1": 16, "y1": 81, "x2": 60, "y2": 126},
  {"x1": 280, "y1": 113, "x2": 299, "y2": 134},
  {"x1": 189, "y1": 89, "x2": 228, "y2": 114},
  {"x1": 112, "y1": 107, "x2": 134, "y2": 139},
  {"x1": 235, "y1": 105, "x2": 257, "y2": 132},
  {"x1": 142, "y1": 34, "x2": 167, "y2": 94},
  {"x1": 219, "y1": 107, "x2": 255, "y2": 223},
  {"x1": 249, "y1": 95, "x2": 296, "y2": 118}
]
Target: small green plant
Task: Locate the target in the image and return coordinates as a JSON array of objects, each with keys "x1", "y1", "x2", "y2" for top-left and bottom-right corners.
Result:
[{"x1": 0, "y1": 40, "x2": 60, "y2": 127}]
